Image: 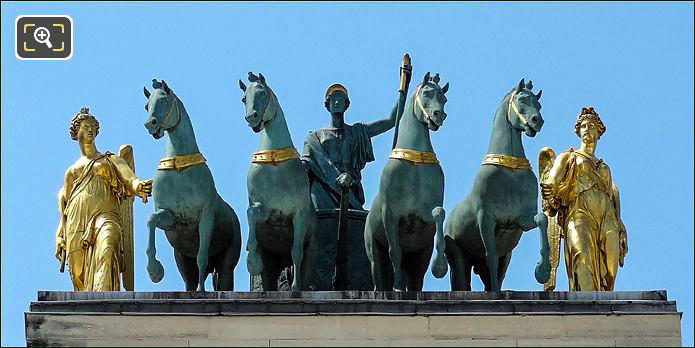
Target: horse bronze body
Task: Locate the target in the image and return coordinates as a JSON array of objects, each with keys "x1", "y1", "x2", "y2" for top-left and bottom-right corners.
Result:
[
  {"x1": 143, "y1": 79, "x2": 241, "y2": 291},
  {"x1": 364, "y1": 72, "x2": 450, "y2": 291},
  {"x1": 240, "y1": 72, "x2": 317, "y2": 291},
  {"x1": 444, "y1": 79, "x2": 551, "y2": 291}
]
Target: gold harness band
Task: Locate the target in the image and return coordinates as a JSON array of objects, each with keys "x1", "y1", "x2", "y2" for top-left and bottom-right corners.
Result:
[
  {"x1": 389, "y1": 147, "x2": 439, "y2": 165},
  {"x1": 482, "y1": 153, "x2": 531, "y2": 170},
  {"x1": 251, "y1": 148, "x2": 299, "y2": 164},
  {"x1": 157, "y1": 152, "x2": 206, "y2": 171}
]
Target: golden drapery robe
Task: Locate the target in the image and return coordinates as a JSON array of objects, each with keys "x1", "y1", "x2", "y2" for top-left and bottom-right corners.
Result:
[
  {"x1": 550, "y1": 149, "x2": 625, "y2": 291},
  {"x1": 61, "y1": 152, "x2": 134, "y2": 291}
]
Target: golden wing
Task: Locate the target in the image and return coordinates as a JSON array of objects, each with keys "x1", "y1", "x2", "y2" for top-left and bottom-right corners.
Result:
[
  {"x1": 118, "y1": 144, "x2": 135, "y2": 291},
  {"x1": 539, "y1": 147, "x2": 561, "y2": 291}
]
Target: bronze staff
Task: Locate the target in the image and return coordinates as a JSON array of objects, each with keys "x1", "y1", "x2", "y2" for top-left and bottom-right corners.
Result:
[{"x1": 392, "y1": 53, "x2": 412, "y2": 149}]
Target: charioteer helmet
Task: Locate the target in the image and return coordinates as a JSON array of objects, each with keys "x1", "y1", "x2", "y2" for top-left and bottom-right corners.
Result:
[{"x1": 324, "y1": 83, "x2": 350, "y2": 111}]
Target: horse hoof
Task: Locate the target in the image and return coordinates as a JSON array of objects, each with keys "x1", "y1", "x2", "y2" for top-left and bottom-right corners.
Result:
[
  {"x1": 534, "y1": 261, "x2": 551, "y2": 284},
  {"x1": 431, "y1": 207, "x2": 445, "y2": 223},
  {"x1": 432, "y1": 256, "x2": 448, "y2": 278},
  {"x1": 393, "y1": 279, "x2": 406, "y2": 292},
  {"x1": 196, "y1": 284, "x2": 205, "y2": 292},
  {"x1": 247, "y1": 251, "x2": 263, "y2": 275},
  {"x1": 147, "y1": 260, "x2": 164, "y2": 283}
]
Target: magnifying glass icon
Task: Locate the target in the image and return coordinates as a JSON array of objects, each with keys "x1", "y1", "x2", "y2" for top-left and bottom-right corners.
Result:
[{"x1": 33, "y1": 27, "x2": 53, "y2": 49}]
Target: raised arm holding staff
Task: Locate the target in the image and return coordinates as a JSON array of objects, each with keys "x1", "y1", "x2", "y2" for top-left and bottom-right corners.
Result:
[{"x1": 301, "y1": 54, "x2": 412, "y2": 211}]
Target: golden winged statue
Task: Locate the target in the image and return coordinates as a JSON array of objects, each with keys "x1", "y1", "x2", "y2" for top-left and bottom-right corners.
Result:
[
  {"x1": 118, "y1": 144, "x2": 136, "y2": 291},
  {"x1": 538, "y1": 147, "x2": 563, "y2": 291},
  {"x1": 538, "y1": 107, "x2": 628, "y2": 291},
  {"x1": 55, "y1": 107, "x2": 151, "y2": 291}
]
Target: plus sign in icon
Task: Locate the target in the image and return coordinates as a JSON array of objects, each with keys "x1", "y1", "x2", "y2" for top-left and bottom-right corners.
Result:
[{"x1": 16, "y1": 15, "x2": 73, "y2": 60}]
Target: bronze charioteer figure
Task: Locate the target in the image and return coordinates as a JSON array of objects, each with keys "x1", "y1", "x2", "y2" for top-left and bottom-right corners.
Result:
[{"x1": 301, "y1": 54, "x2": 413, "y2": 290}]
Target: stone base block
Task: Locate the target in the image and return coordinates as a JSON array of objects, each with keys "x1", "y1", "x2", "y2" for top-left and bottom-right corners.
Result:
[{"x1": 25, "y1": 290, "x2": 682, "y2": 346}]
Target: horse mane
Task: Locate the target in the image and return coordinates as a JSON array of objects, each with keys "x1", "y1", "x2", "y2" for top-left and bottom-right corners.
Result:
[{"x1": 492, "y1": 89, "x2": 514, "y2": 125}]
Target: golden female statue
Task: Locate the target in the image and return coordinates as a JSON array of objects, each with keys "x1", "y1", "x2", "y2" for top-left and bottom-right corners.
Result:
[
  {"x1": 55, "y1": 107, "x2": 152, "y2": 291},
  {"x1": 539, "y1": 107, "x2": 628, "y2": 291}
]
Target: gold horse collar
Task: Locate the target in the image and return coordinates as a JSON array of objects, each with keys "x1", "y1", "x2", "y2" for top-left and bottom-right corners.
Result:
[
  {"x1": 389, "y1": 148, "x2": 439, "y2": 165},
  {"x1": 252, "y1": 148, "x2": 300, "y2": 164},
  {"x1": 482, "y1": 153, "x2": 531, "y2": 170},
  {"x1": 158, "y1": 152, "x2": 207, "y2": 171}
]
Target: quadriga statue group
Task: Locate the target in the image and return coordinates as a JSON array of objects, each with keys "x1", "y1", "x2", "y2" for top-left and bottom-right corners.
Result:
[{"x1": 54, "y1": 54, "x2": 628, "y2": 293}]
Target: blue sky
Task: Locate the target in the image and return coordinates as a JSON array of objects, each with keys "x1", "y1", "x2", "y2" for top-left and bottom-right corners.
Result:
[{"x1": 2, "y1": 2, "x2": 693, "y2": 346}]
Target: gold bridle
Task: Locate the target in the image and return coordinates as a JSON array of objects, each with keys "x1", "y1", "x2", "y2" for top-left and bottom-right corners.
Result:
[
  {"x1": 507, "y1": 91, "x2": 530, "y2": 128},
  {"x1": 160, "y1": 94, "x2": 180, "y2": 130},
  {"x1": 414, "y1": 83, "x2": 434, "y2": 124}
]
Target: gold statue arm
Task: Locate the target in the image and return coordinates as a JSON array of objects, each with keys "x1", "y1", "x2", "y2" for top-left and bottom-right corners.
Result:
[
  {"x1": 611, "y1": 182, "x2": 628, "y2": 266},
  {"x1": 55, "y1": 170, "x2": 72, "y2": 266},
  {"x1": 56, "y1": 185, "x2": 67, "y2": 237},
  {"x1": 541, "y1": 151, "x2": 572, "y2": 202},
  {"x1": 110, "y1": 154, "x2": 152, "y2": 203},
  {"x1": 56, "y1": 192, "x2": 66, "y2": 250}
]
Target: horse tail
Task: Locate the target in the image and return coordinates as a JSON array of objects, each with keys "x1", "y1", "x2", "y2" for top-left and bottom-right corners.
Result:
[{"x1": 431, "y1": 206, "x2": 448, "y2": 278}]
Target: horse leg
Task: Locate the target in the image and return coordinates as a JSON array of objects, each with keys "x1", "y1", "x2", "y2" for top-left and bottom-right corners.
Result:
[
  {"x1": 213, "y1": 203, "x2": 242, "y2": 291},
  {"x1": 174, "y1": 250, "x2": 198, "y2": 291},
  {"x1": 290, "y1": 208, "x2": 310, "y2": 291},
  {"x1": 535, "y1": 212, "x2": 551, "y2": 284},
  {"x1": 213, "y1": 244, "x2": 238, "y2": 291},
  {"x1": 477, "y1": 210, "x2": 500, "y2": 291},
  {"x1": 146, "y1": 209, "x2": 173, "y2": 283},
  {"x1": 194, "y1": 205, "x2": 214, "y2": 291},
  {"x1": 497, "y1": 252, "x2": 512, "y2": 286},
  {"x1": 382, "y1": 205, "x2": 405, "y2": 291},
  {"x1": 520, "y1": 209, "x2": 551, "y2": 283},
  {"x1": 246, "y1": 202, "x2": 267, "y2": 276},
  {"x1": 379, "y1": 242, "x2": 394, "y2": 290},
  {"x1": 476, "y1": 262, "x2": 492, "y2": 291},
  {"x1": 431, "y1": 207, "x2": 447, "y2": 278},
  {"x1": 365, "y1": 209, "x2": 385, "y2": 291},
  {"x1": 299, "y1": 220, "x2": 318, "y2": 291},
  {"x1": 445, "y1": 236, "x2": 472, "y2": 291},
  {"x1": 406, "y1": 244, "x2": 432, "y2": 291},
  {"x1": 403, "y1": 250, "x2": 416, "y2": 291},
  {"x1": 260, "y1": 248, "x2": 281, "y2": 291}
]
